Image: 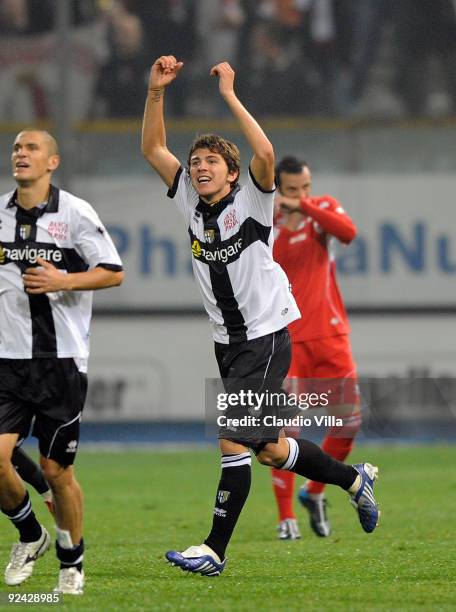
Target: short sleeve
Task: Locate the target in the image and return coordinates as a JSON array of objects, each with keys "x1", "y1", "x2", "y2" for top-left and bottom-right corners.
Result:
[
  {"x1": 167, "y1": 166, "x2": 199, "y2": 224},
  {"x1": 240, "y1": 167, "x2": 275, "y2": 226},
  {"x1": 74, "y1": 202, "x2": 123, "y2": 270}
]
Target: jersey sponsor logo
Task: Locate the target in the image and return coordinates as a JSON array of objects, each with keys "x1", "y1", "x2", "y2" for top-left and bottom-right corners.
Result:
[
  {"x1": 223, "y1": 208, "x2": 238, "y2": 231},
  {"x1": 191, "y1": 239, "x2": 202, "y2": 258},
  {"x1": 19, "y1": 224, "x2": 31, "y2": 240},
  {"x1": 191, "y1": 238, "x2": 243, "y2": 264},
  {"x1": 289, "y1": 233, "x2": 307, "y2": 245},
  {"x1": 47, "y1": 221, "x2": 69, "y2": 240},
  {"x1": 0, "y1": 243, "x2": 63, "y2": 264}
]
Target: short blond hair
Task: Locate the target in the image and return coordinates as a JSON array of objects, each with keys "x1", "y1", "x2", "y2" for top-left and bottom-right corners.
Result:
[{"x1": 15, "y1": 129, "x2": 59, "y2": 156}]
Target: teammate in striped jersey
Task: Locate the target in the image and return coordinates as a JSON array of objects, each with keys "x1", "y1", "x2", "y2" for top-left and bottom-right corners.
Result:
[
  {"x1": 271, "y1": 156, "x2": 361, "y2": 540},
  {"x1": 0, "y1": 129, "x2": 124, "y2": 594},
  {"x1": 142, "y1": 55, "x2": 380, "y2": 577}
]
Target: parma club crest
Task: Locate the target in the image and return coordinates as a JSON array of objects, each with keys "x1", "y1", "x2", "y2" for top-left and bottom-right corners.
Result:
[
  {"x1": 217, "y1": 490, "x2": 230, "y2": 504},
  {"x1": 204, "y1": 228, "x2": 216, "y2": 244},
  {"x1": 19, "y1": 224, "x2": 31, "y2": 240}
]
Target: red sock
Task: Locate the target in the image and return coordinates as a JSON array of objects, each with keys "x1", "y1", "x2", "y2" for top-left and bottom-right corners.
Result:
[
  {"x1": 306, "y1": 436, "x2": 354, "y2": 495},
  {"x1": 271, "y1": 468, "x2": 296, "y2": 520}
]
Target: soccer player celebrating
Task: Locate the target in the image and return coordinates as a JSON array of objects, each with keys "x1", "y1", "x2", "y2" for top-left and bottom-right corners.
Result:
[
  {"x1": 142, "y1": 55, "x2": 379, "y2": 577},
  {"x1": 0, "y1": 130, "x2": 124, "y2": 594},
  {"x1": 271, "y1": 156, "x2": 361, "y2": 540}
]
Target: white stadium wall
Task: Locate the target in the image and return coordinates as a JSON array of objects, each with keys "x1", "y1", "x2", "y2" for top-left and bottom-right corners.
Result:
[
  {"x1": 81, "y1": 173, "x2": 456, "y2": 308},
  {"x1": 1, "y1": 174, "x2": 455, "y2": 420},
  {"x1": 85, "y1": 314, "x2": 456, "y2": 421},
  {"x1": 1, "y1": 174, "x2": 455, "y2": 308}
]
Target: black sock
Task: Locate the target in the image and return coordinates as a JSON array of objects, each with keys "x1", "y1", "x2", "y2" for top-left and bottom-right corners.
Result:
[
  {"x1": 1, "y1": 491, "x2": 42, "y2": 542},
  {"x1": 204, "y1": 453, "x2": 251, "y2": 561},
  {"x1": 56, "y1": 538, "x2": 84, "y2": 572},
  {"x1": 281, "y1": 438, "x2": 358, "y2": 490},
  {"x1": 12, "y1": 447, "x2": 50, "y2": 496}
]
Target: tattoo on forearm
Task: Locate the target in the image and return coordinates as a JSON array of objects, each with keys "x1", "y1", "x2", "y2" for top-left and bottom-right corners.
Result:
[{"x1": 149, "y1": 87, "x2": 164, "y2": 102}]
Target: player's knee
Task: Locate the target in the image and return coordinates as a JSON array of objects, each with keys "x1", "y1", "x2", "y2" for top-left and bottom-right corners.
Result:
[
  {"x1": 0, "y1": 457, "x2": 12, "y2": 478},
  {"x1": 256, "y1": 451, "x2": 275, "y2": 466},
  {"x1": 40, "y1": 459, "x2": 73, "y2": 487},
  {"x1": 0, "y1": 442, "x2": 16, "y2": 472},
  {"x1": 350, "y1": 409, "x2": 362, "y2": 433},
  {"x1": 329, "y1": 408, "x2": 362, "y2": 438},
  {"x1": 256, "y1": 441, "x2": 289, "y2": 467}
]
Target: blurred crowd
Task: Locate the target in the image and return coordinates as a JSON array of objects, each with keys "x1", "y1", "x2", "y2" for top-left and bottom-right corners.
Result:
[{"x1": 1, "y1": 0, "x2": 456, "y2": 120}]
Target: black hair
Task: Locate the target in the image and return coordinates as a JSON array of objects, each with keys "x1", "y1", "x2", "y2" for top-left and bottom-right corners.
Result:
[{"x1": 275, "y1": 156, "x2": 309, "y2": 189}]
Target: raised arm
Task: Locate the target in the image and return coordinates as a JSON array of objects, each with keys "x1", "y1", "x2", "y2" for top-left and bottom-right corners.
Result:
[
  {"x1": 210, "y1": 62, "x2": 275, "y2": 191},
  {"x1": 141, "y1": 55, "x2": 183, "y2": 188},
  {"x1": 300, "y1": 196, "x2": 357, "y2": 244},
  {"x1": 276, "y1": 194, "x2": 357, "y2": 244}
]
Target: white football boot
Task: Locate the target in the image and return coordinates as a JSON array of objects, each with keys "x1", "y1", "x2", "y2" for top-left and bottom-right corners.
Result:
[
  {"x1": 54, "y1": 567, "x2": 85, "y2": 595},
  {"x1": 277, "y1": 518, "x2": 302, "y2": 540},
  {"x1": 4, "y1": 527, "x2": 50, "y2": 586}
]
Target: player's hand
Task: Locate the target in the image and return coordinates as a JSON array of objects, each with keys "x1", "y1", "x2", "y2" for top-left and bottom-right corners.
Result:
[
  {"x1": 275, "y1": 194, "x2": 303, "y2": 215},
  {"x1": 23, "y1": 257, "x2": 68, "y2": 294},
  {"x1": 148, "y1": 55, "x2": 183, "y2": 90},
  {"x1": 210, "y1": 62, "x2": 235, "y2": 97}
]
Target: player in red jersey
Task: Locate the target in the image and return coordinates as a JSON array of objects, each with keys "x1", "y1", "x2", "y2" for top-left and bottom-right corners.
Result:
[{"x1": 271, "y1": 156, "x2": 361, "y2": 540}]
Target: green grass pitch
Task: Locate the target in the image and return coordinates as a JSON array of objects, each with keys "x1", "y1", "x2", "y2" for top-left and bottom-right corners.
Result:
[{"x1": 0, "y1": 445, "x2": 455, "y2": 611}]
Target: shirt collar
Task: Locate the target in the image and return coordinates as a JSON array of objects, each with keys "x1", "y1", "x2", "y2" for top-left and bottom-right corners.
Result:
[
  {"x1": 196, "y1": 184, "x2": 240, "y2": 215},
  {"x1": 6, "y1": 184, "x2": 60, "y2": 215}
]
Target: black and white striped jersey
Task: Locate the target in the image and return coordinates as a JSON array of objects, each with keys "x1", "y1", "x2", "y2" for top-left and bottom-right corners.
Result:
[
  {"x1": 0, "y1": 185, "x2": 122, "y2": 370},
  {"x1": 168, "y1": 167, "x2": 300, "y2": 343}
]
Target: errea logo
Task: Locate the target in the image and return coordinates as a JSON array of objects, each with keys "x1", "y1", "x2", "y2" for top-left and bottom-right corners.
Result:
[{"x1": 66, "y1": 440, "x2": 78, "y2": 453}]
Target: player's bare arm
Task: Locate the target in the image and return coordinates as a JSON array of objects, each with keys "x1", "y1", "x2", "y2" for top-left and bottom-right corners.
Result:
[
  {"x1": 210, "y1": 62, "x2": 274, "y2": 191},
  {"x1": 274, "y1": 193, "x2": 303, "y2": 231},
  {"x1": 275, "y1": 194, "x2": 303, "y2": 213},
  {"x1": 22, "y1": 257, "x2": 124, "y2": 294},
  {"x1": 141, "y1": 55, "x2": 183, "y2": 187}
]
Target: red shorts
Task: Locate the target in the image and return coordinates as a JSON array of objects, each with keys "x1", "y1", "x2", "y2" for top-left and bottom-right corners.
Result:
[{"x1": 285, "y1": 334, "x2": 359, "y2": 406}]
